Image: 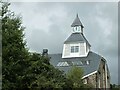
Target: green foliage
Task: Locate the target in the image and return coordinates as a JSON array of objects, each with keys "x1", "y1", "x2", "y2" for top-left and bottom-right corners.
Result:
[
  {"x1": 66, "y1": 66, "x2": 94, "y2": 88},
  {"x1": 27, "y1": 53, "x2": 71, "y2": 88},
  {"x1": 2, "y1": 2, "x2": 30, "y2": 89},
  {"x1": 110, "y1": 84, "x2": 120, "y2": 90},
  {"x1": 67, "y1": 66, "x2": 84, "y2": 88},
  {"x1": 81, "y1": 83, "x2": 94, "y2": 89}
]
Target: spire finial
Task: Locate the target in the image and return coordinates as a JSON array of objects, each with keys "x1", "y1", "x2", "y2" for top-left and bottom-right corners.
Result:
[
  {"x1": 71, "y1": 14, "x2": 83, "y2": 28},
  {"x1": 76, "y1": 13, "x2": 78, "y2": 18}
]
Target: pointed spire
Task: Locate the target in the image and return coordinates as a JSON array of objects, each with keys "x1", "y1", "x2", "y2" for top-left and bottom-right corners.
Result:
[
  {"x1": 76, "y1": 13, "x2": 79, "y2": 18},
  {"x1": 71, "y1": 14, "x2": 84, "y2": 28}
]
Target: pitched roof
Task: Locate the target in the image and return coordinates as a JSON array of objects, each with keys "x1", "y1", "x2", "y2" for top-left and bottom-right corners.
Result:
[
  {"x1": 49, "y1": 51, "x2": 103, "y2": 77},
  {"x1": 71, "y1": 14, "x2": 84, "y2": 28},
  {"x1": 64, "y1": 33, "x2": 91, "y2": 46}
]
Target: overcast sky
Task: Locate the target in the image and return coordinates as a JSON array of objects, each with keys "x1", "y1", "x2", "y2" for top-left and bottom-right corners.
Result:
[{"x1": 9, "y1": 1, "x2": 118, "y2": 84}]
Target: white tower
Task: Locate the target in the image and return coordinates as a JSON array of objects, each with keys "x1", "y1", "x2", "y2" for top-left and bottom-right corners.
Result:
[{"x1": 62, "y1": 14, "x2": 91, "y2": 58}]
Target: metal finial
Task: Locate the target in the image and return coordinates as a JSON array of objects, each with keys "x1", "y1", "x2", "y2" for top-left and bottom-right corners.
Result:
[{"x1": 76, "y1": 13, "x2": 78, "y2": 17}]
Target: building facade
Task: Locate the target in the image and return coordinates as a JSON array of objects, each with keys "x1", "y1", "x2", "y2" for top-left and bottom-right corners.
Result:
[{"x1": 49, "y1": 14, "x2": 110, "y2": 88}]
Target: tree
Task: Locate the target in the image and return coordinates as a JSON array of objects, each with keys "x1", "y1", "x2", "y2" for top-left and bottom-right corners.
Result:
[
  {"x1": 110, "y1": 84, "x2": 120, "y2": 90},
  {"x1": 27, "y1": 53, "x2": 72, "y2": 88},
  {"x1": 66, "y1": 66, "x2": 94, "y2": 89},
  {"x1": 2, "y1": 2, "x2": 30, "y2": 89},
  {"x1": 67, "y1": 66, "x2": 84, "y2": 88}
]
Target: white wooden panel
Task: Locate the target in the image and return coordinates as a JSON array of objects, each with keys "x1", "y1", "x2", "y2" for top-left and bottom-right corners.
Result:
[
  {"x1": 64, "y1": 44, "x2": 70, "y2": 56},
  {"x1": 80, "y1": 43, "x2": 85, "y2": 55}
]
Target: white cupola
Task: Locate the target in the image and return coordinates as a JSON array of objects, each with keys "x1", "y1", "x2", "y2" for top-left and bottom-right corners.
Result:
[
  {"x1": 71, "y1": 14, "x2": 84, "y2": 33},
  {"x1": 62, "y1": 14, "x2": 91, "y2": 58}
]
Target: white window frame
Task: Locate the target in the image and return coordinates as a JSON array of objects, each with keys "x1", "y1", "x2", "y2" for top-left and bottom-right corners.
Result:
[
  {"x1": 73, "y1": 26, "x2": 81, "y2": 33},
  {"x1": 70, "y1": 46, "x2": 79, "y2": 53}
]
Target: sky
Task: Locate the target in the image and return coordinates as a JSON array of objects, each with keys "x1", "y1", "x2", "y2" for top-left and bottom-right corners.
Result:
[{"x1": 9, "y1": 1, "x2": 118, "y2": 84}]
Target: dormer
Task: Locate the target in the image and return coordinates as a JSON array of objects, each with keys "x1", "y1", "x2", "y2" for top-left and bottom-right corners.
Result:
[{"x1": 62, "y1": 14, "x2": 91, "y2": 58}]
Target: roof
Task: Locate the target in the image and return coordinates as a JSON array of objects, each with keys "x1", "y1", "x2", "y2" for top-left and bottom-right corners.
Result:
[
  {"x1": 71, "y1": 14, "x2": 84, "y2": 28},
  {"x1": 64, "y1": 33, "x2": 91, "y2": 46},
  {"x1": 49, "y1": 51, "x2": 103, "y2": 77}
]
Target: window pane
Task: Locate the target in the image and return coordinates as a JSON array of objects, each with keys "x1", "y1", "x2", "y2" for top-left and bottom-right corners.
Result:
[
  {"x1": 75, "y1": 46, "x2": 79, "y2": 52},
  {"x1": 62, "y1": 62, "x2": 65, "y2": 66},
  {"x1": 57, "y1": 62, "x2": 62, "y2": 66},
  {"x1": 57, "y1": 62, "x2": 69, "y2": 67},
  {"x1": 71, "y1": 46, "x2": 74, "y2": 53},
  {"x1": 71, "y1": 46, "x2": 79, "y2": 53}
]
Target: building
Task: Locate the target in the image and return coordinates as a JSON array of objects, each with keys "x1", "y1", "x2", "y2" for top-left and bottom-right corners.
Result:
[{"x1": 48, "y1": 14, "x2": 110, "y2": 88}]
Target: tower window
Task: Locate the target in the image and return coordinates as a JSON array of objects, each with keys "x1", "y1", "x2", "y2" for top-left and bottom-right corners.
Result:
[
  {"x1": 71, "y1": 46, "x2": 79, "y2": 53},
  {"x1": 73, "y1": 26, "x2": 80, "y2": 32}
]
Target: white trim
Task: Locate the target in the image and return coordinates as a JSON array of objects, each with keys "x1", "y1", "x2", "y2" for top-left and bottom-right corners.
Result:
[
  {"x1": 105, "y1": 63, "x2": 108, "y2": 88},
  {"x1": 86, "y1": 60, "x2": 90, "y2": 65},
  {"x1": 62, "y1": 44, "x2": 65, "y2": 58},
  {"x1": 62, "y1": 54, "x2": 88, "y2": 58},
  {"x1": 82, "y1": 70, "x2": 97, "y2": 79}
]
